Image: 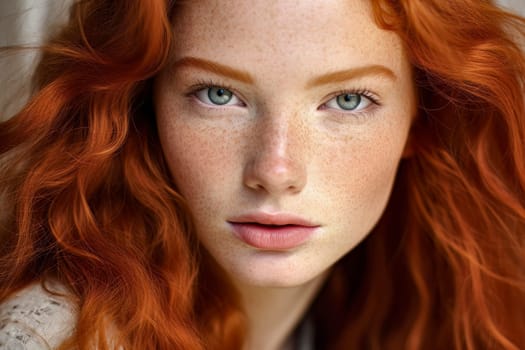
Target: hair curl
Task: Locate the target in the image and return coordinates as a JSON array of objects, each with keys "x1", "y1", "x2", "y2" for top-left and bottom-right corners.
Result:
[{"x1": 1, "y1": 0, "x2": 524, "y2": 349}]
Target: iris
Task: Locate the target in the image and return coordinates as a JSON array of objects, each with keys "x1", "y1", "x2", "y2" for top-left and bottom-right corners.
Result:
[
  {"x1": 208, "y1": 87, "x2": 233, "y2": 105},
  {"x1": 336, "y1": 94, "x2": 361, "y2": 110}
]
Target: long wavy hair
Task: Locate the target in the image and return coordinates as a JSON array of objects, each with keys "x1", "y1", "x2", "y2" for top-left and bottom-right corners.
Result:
[{"x1": 1, "y1": 0, "x2": 524, "y2": 349}]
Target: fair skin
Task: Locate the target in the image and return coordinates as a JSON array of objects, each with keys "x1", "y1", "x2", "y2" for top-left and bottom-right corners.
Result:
[{"x1": 154, "y1": 0, "x2": 416, "y2": 349}]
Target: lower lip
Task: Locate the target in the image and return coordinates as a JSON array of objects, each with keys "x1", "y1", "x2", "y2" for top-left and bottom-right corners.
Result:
[{"x1": 229, "y1": 223, "x2": 317, "y2": 250}]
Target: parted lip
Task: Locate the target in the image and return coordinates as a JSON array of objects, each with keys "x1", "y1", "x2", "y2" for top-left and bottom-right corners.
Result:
[{"x1": 227, "y1": 212, "x2": 320, "y2": 227}]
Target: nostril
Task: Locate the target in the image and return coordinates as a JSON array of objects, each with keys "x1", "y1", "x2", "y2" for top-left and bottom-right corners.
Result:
[{"x1": 242, "y1": 149, "x2": 307, "y2": 196}]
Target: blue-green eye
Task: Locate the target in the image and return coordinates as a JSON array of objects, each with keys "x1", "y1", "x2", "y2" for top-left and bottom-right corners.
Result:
[
  {"x1": 208, "y1": 87, "x2": 232, "y2": 105},
  {"x1": 195, "y1": 86, "x2": 241, "y2": 106},
  {"x1": 325, "y1": 93, "x2": 373, "y2": 112}
]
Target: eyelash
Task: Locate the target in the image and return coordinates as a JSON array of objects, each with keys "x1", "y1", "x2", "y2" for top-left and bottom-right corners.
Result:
[
  {"x1": 321, "y1": 88, "x2": 381, "y2": 117},
  {"x1": 186, "y1": 79, "x2": 244, "y2": 104},
  {"x1": 327, "y1": 88, "x2": 380, "y2": 106},
  {"x1": 185, "y1": 79, "x2": 381, "y2": 115}
]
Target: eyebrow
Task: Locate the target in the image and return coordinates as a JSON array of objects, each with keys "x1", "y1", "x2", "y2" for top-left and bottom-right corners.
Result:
[
  {"x1": 171, "y1": 56, "x2": 254, "y2": 84},
  {"x1": 306, "y1": 65, "x2": 397, "y2": 88},
  {"x1": 171, "y1": 56, "x2": 396, "y2": 87}
]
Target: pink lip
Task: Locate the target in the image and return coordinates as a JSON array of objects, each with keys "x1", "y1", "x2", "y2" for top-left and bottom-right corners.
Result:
[{"x1": 227, "y1": 212, "x2": 320, "y2": 250}]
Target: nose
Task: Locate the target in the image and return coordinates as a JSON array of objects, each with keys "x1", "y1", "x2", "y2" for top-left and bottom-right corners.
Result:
[{"x1": 242, "y1": 112, "x2": 307, "y2": 196}]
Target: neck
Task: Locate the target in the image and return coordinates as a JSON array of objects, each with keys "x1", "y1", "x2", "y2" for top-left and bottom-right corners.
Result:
[{"x1": 235, "y1": 272, "x2": 328, "y2": 350}]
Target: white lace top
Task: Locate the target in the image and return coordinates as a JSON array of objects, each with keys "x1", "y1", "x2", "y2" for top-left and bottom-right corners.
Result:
[
  {"x1": 0, "y1": 283, "x2": 314, "y2": 350},
  {"x1": 0, "y1": 282, "x2": 76, "y2": 350}
]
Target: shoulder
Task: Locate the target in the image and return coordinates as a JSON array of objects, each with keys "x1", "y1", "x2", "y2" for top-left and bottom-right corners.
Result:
[{"x1": 0, "y1": 281, "x2": 77, "y2": 350}]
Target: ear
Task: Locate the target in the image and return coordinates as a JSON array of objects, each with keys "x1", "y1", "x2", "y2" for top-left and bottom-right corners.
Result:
[
  {"x1": 402, "y1": 110, "x2": 421, "y2": 158},
  {"x1": 401, "y1": 130, "x2": 416, "y2": 158}
]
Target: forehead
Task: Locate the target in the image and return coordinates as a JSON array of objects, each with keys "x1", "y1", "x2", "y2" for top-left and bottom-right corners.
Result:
[{"x1": 170, "y1": 0, "x2": 407, "y2": 80}]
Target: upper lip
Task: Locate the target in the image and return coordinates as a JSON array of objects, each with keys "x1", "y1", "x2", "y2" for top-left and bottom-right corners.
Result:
[{"x1": 227, "y1": 212, "x2": 319, "y2": 227}]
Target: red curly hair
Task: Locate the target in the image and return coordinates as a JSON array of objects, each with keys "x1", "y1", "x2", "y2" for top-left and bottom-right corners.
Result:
[{"x1": 1, "y1": 0, "x2": 524, "y2": 349}]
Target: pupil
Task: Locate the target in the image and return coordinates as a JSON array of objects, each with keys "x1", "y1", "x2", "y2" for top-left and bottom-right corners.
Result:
[{"x1": 217, "y1": 89, "x2": 225, "y2": 97}]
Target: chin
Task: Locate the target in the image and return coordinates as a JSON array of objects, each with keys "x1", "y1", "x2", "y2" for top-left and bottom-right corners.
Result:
[{"x1": 222, "y1": 250, "x2": 329, "y2": 289}]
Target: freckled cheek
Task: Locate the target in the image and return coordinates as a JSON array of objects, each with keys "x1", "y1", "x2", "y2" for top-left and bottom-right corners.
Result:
[
  {"x1": 316, "y1": 134, "x2": 405, "y2": 217},
  {"x1": 158, "y1": 121, "x2": 242, "y2": 203}
]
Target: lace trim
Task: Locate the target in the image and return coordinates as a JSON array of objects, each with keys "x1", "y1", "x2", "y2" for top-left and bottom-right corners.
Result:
[{"x1": 0, "y1": 282, "x2": 76, "y2": 350}]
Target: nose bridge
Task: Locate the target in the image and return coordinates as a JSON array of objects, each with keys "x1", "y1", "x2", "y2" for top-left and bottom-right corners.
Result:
[
  {"x1": 243, "y1": 109, "x2": 308, "y2": 195},
  {"x1": 261, "y1": 112, "x2": 294, "y2": 159}
]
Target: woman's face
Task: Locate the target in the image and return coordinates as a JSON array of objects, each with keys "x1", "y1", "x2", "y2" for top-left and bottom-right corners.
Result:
[{"x1": 154, "y1": 0, "x2": 415, "y2": 287}]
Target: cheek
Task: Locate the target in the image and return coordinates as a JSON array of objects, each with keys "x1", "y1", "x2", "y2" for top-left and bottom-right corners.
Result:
[
  {"x1": 156, "y1": 115, "x2": 238, "y2": 204},
  {"x1": 316, "y1": 123, "x2": 408, "y2": 228}
]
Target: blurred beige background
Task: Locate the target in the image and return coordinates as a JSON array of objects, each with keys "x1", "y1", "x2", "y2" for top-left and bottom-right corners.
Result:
[
  {"x1": 1, "y1": 0, "x2": 524, "y2": 119},
  {"x1": 0, "y1": 0, "x2": 73, "y2": 119}
]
